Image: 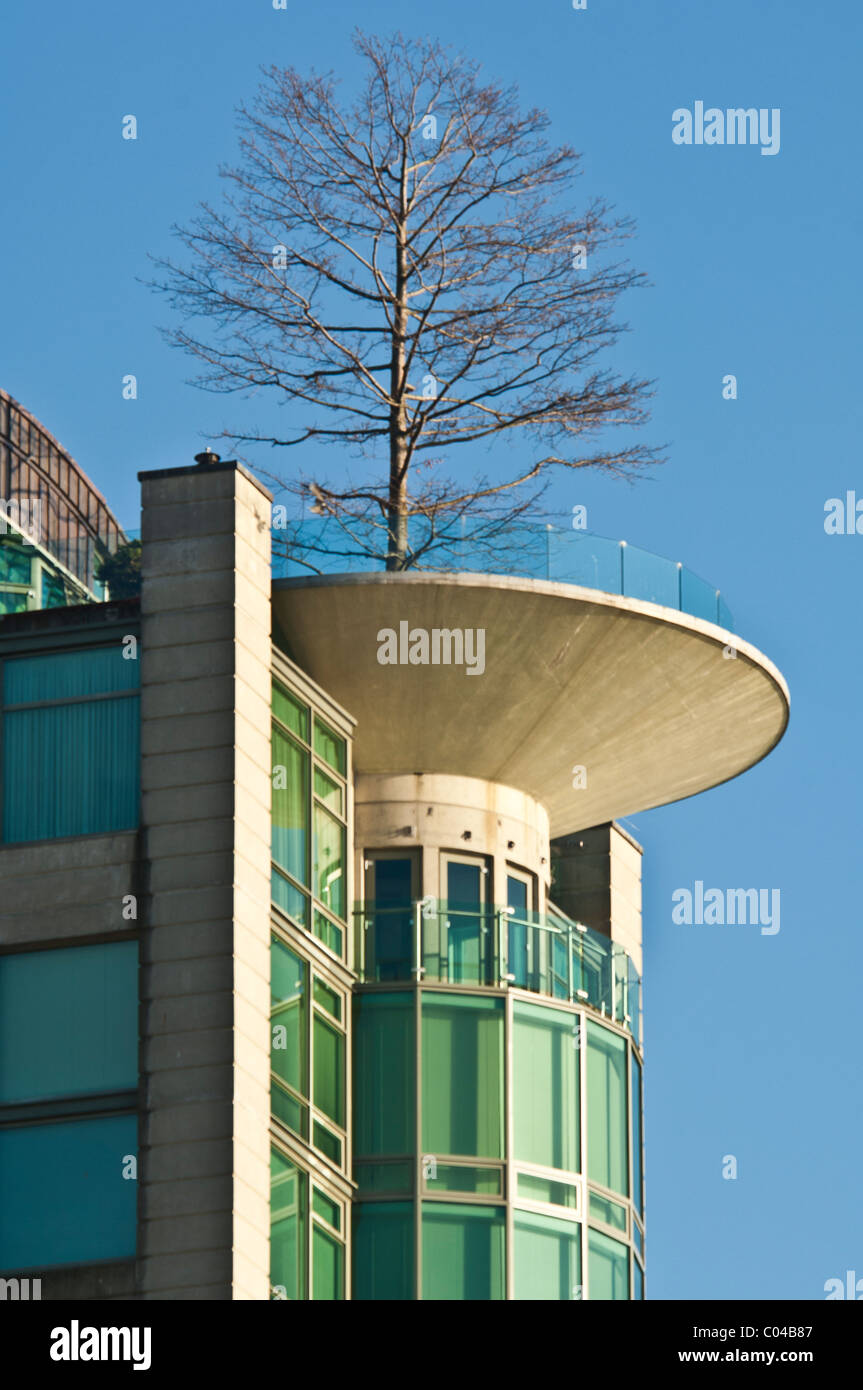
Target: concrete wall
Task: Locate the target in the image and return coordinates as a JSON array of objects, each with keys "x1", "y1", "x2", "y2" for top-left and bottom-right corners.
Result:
[
  {"x1": 355, "y1": 772, "x2": 551, "y2": 911},
  {"x1": 138, "y1": 460, "x2": 272, "y2": 1300}
]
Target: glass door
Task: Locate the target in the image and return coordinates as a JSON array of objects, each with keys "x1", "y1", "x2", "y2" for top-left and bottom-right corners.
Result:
[
  {"x1": 363, "y1": 852, "x2": 419, "y2": 982},
  {"x1": 441, "y1": 853, "x2": 492, "y2": 985}
]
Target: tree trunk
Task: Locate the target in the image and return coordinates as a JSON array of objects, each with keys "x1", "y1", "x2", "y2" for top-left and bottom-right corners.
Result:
[{"x1": 386, "y1": 165, "x2": 409, "y2": 571}]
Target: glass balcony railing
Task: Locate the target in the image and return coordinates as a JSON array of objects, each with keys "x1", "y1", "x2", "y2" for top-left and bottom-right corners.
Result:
[
  {"x1": 272, "y1": 520, "x2": 733, "y2": 631},
  {"x1": 354, "y1": 899, "x2": 642, "y2": 1045}
]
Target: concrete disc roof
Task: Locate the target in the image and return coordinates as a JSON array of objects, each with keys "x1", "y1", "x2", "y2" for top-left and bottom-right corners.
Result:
[{"x1": 272, "y1": 572, "x2": 789, "y2": 837}]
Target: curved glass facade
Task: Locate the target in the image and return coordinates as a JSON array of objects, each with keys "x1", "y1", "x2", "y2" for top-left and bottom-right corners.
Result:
[{"x1": 352, "y1": 988, "x2": 644, "y2": 1300}]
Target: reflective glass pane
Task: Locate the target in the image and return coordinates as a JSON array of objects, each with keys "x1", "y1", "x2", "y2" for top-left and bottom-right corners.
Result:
[
  {"x1": 271, "y1": 939, "x2": 306, "y2": 1098},
  {"x1": 422, "y1": 995, "x2": 504, "y2": 1159},
  {"x1": 425, "y1": 1163, "x2": 502, "y2": 1195},
  {"x1": 587, "y1": 1022, "x2": 628, "y2": 1197},
  {"x1": 271, "y1": 868, "x2": 308, "y2": 927},
  {"x1": 422, "y1": 1203, "x2": 506, "y2": 1301},
  {"x1": 273, "y1": 680, "x2": 309, "y2": 741},
  {"x1": 354, "y1": 1161, "x2": 413, "y2": 1194},
  {"x1": 0, "y1": 942, "x2": 137, "y2": 1104},
  {"x1": 0, "y1": 1115, "x2": 137, "y2": 1268},
  {"x1": 515, "y1": 1173, "x2": 579, "y2": 1210},
  {"x1": 312, "y1": 1189, "x2": 340, "y2": 1231},
  {"x1": 589, "y1": 1190, "x2": 627, "y2": 1231},
  {"x1": 271, "y1": 1149, "x2": 306, "y2": 1299},
  {"x1": 631, "y1": 1052, "x2": 643, "y2": 1215},
  {"x1": 4, "y1": 697, "x2": 140, "y2": 843},
  {"x1": 314, "y1": 766, "x2": 343, "y2": 815},
  {"x1": 353, "y1": 993, "x2": 414, "y2": 1156},
  {"x1": 313, "y1": 718, "x2": 346, "y2": 775},
  {"x1": 513, "y1": 1001, "x2": 579, "y2": 1173},
  {"x1": 272, "y1": 727, "x2": 309, "y2": 886},
  {"x1": 588, "y1": 1228, "x2": 630, "y2": 1300},
  {"x1": 313, "y1": 1224, "x2": 344, "y2": 1300},
  {"x1": 313, "y1": 1014, "x2": 344, "y2": 1127},
  {"x1": 353, "y1": 1202, "x2": 413, "y2": 1301},
  {"x1": 313, "y1": 804, "x2": 345, "y2": 920},
  {"x1": 514, "y1": 1210, "x2": 582, "y2": 1301},
  {"x1": 313, "y1": 978, "x2": 341, "y2": 1020}
]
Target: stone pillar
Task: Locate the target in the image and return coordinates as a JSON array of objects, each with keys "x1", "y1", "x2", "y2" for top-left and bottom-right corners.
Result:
[
  {"x1": 137, "y1": 459, "x2": 272, "y2": 1300},
  {"x1": 550, "y1": 821, "x2": 643, "y2": 977}
]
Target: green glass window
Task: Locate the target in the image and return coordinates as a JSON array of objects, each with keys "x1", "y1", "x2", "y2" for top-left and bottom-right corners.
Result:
[
  {"x1": 634, "y1": 1258, "x2": 644, "y2": 1300},
  {"x1": 354, "y1": 993, "x2": 414, "y2": 1157},
  {"x1": 354, "y1": 1161, "x2": 413, "y2": 1194},
  {"x1": 422, "y1": 995, "x2": 504, "y2": 1159},
  {"x1": 313, "y1": 1013, "x2": 345, "y2": 1128},
  {"x1": 312, "y1": 1188, "x2": 340, "y2": 1231},
  {"x1": 271, "y1": 1149, "x2": 306, "y2": 1299},
  {"x1": 0, "y1": 591, "x2": 29, "y2": 614},
  {"x1": 515, "y1": 1172, "x2": 578, "y2": 1209},
  {"x1": 313, "y1": 909, "x2": 343, "y2": 956},
  {"x1": 0, "y1": 942, "x2": 137, "y2": 1104},
  {"x1": 313, "y1": 803, "x2": 345, "y2": 920},
  {"x1": 421, "y1": 1203, "x2": 506, "y2": 1301},
  {"x1": 631, "y1": 1051, "x2": 643, "y2": 1215},
  {"x1": 272, "y1": 726, "x2": 309, "y2": 887},
  {"x1": 273, "y1": 680, "x2": 309, "y2": 741},
  {"x1": 588, "y1": 1190, "x2": 627, "y2": 1231},
  {"x1": 514, "y1": 1210, "x2": 582, "y2": 1301},
  {"x1": 314, "y1": 767, "x2": 343, "y2": 815},
  {"x1": 312, "y1": 1224, "x2": 344, "y2": 1300},
  {"x1": 2, "y1": 646, "x2": 140, "y2": 843},
  {"x1": 425, "y1": 1163, "x2": 502, "y2": 1195},
  {"x1": 314, "y1": 718, "x2": 346, "y2": 775},
  {"x1": 513, "y1": 1000, "x2": 579, "y2": 1173},
  {"x1": 313, "y1": 978, "x2": 341, "y2": 1021},
  {"x1": 353, "y1": 1202, "x2": 413, "y2": 1300},
  {"x1": 588, "y1": 1228, "x2": 630, "y2": 1300},
  {"x1": 271, "y1": 939, "x2": 306, "y2": 1101},
  {"x1": 587, "y1": 1022, "x2": 628, "y2": 1197},
  {"x1": 272, "y1": 868, "x2": 308, "y2": 927},
  {"x1": 312, "y1": 1120, "x2": 342, "y2": 1166},
  {"x1": 0, "y1": 1115, "x2": 137, "y2": 1268}
]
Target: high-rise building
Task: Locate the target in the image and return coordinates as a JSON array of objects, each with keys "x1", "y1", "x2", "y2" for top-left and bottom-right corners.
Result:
[{"x1": 0, "y1": 400, "x2": 789, "y2": 1300}]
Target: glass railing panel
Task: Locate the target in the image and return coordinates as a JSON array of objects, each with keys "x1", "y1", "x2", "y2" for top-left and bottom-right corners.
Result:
[
  {"x1": 680, "y1": 567, "x2": 719, "y2": 624},
  {"x1": 546, "y1": 532, "x2": 622, "y2": 592},
  {"x1": 622, "y1": 543, "x2": 680, "y2": 609}
]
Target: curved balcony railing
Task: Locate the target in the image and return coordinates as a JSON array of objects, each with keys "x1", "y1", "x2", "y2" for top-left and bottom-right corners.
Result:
[
  {"x1": 354, "y1": 900, "x2": 641, "y2": 1045},
  {"x1": 272, "y1": 520, "x2": 733, "y2": 631}
]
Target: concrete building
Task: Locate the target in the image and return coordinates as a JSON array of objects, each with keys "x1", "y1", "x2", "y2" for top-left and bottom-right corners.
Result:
[{"x1": 0, "y1": 396, "x2": 789, "y2": 1300}]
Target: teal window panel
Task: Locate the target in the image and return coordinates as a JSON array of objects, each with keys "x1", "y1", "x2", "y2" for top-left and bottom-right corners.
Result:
[
  {"x1": 352, "y1": 1202, "x2": 413, "y2": 1301},
  {"x1": 3, "y1": 695, "x2": 140, "y2": 841},
  {"x1": 422, "y1": 994, "x2": 504, "y2": 1159},
  {"x1": 0, "y1": 1115, "x2": 137, "y2": 1269},
  {"x1": 0, "y1": 942, "x2": 138, "y2": 1105},
  {"x1": 588, "y1": 1227, "x2": 630, "y2": 1301},
  {"x1": 4, "y1": 647, "x2": 139, "y2": 704},
  {"x1": 421, "y1": 1202, "x2": 506, "y2": 1301},
  {"x1": 353, "y1": 993, "x2": 414, "y2": 1156},
  {"x1": 587, "y1": 1021, "x2": 629, "y2": 1197},
  {"x1": 271, "y1": 1148, "x2": 306, "y2": 1300},
  {"x1": 514, "y1": 1210, "x2": 582, "y2": 1301},
  {"x1": 513, "y1": 1000, "x2": 580, "y2": 1173}
]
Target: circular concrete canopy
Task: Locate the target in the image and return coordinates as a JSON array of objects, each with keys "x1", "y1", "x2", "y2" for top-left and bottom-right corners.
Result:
[{"x1": 272, "y1": 572, "x2": 789, "y2": 838}]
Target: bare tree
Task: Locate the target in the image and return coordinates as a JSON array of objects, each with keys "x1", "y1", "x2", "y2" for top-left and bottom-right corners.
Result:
[{"x1": 153, "y1": 30, "x2": 658, "y2": 571}]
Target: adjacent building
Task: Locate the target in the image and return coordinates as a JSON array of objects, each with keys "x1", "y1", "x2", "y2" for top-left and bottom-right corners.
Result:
[{"x1": 0, "y1": 395, "x2": 790, "y2": 1299}]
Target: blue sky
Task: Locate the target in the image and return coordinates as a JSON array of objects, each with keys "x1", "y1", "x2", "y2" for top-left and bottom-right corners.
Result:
[{"x1": 2, "y1": 0, "x2": 861, "y2": 1299}]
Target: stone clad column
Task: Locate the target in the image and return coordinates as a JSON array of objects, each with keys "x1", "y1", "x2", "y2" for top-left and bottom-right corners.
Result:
[{"x1": 137, "y1": 458, "x2": 272, "y2": 1300}]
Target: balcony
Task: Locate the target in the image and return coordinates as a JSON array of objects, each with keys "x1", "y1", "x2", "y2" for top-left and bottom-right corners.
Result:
[
  {"x1": 272, "y1": 521, "x2": 733, "y2": 630},
  {"x1": 354, "y1": 899, "x2": 642, "y2": 1046}
]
